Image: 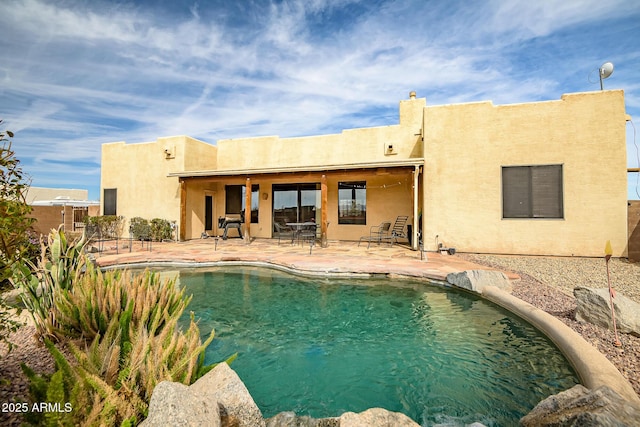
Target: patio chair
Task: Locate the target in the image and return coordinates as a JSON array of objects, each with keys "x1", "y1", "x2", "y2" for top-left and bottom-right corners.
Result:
[
  {"x1": 299, "y1": 223, "x2": 318, "y2": 245},
  {"x1": 390, "y1": 215, "x2": 409, "y2": 245},
  {"x1": 274, "y1": 222, "x2": 294, "y2": 245},
  {"x1": 358, "y1": 221, "x2": 392, "y2": 249}
]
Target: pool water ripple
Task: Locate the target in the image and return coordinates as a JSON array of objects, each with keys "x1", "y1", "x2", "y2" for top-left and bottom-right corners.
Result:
[{"x1": 176, "y1": 266, "x2": 578, "y2": 426}]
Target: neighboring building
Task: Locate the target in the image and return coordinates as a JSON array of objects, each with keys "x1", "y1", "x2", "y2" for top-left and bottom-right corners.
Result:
[
  {"x1": 25, "y1": 187, "x2": 90, "y2": 205},
  {"x1": 100, "y1": 90, "x2": 630, "y2": 257},
  {"x1": 27, "y1": 187, "x2": 100, "y2": 235}
]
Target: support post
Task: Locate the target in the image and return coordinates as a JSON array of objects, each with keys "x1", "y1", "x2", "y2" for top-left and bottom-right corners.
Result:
[
  {"x1": 412, "y1": 166, "x2": 419, "y2": 250},
  {"x1": 244, "y1": 178, "x2": 251, "y2": 244},
  {"x1": 321, "y1": 174, "x2": 328, "y2": 248},
  {"x1": 179, "y1": 179, "x2": 186, "y2": 241}
]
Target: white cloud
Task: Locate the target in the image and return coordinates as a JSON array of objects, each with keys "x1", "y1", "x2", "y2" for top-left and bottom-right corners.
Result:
[{"x1": 1, "y1": 0, "x2": 639, "y2": 198}]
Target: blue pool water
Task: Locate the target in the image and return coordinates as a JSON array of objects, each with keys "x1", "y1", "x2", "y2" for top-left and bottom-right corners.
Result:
[{"x1": 175, "y1": 266, "x2": 578, "y2": 426}]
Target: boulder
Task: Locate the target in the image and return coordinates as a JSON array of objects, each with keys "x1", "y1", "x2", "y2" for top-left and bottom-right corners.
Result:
[
  {"x1": 142, "y1": 363, "x2": 264, "y2": 427},
  {"x1": 140, "y1": 381, "x2": 221, "y2": 427},
  {"x1": 574, "y1": 287, "x2": 640, "y2": 336},
  {"x1": 446, "y1": 270, "x2": 512, "y2": 294},
  {"x1": 520, "y1": 384, "x2": 640, "y2": 426},
  {"x1": 191, "y1": 362, "x2": 266, "y2": 427},
  {"x1": 339, "y1": 408, "x2": 419, "y2": 427}
]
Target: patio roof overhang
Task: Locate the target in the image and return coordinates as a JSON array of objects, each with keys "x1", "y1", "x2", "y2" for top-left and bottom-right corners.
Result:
[
  {"x1": 172, "y1": 158, "x2": 424, "y2": 249},
  {"x1": 167, "y1": 158, "x2": 424, "y2": 179}
]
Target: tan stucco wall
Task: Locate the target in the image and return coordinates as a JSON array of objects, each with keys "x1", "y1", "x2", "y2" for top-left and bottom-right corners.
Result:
[
  {"x1": 215, "y1": 97, "x2": 425, "y2": 170},
  {"x1": 101, "y1": 136, "x2": 217, "y2": 235},
  {"x1": 422, "y1": 90, "x2": 628, "y2": 257}
]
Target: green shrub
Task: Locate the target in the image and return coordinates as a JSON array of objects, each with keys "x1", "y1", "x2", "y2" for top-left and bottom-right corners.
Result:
[
  {"x1": 85, "y1": 216, "x2": 125, "y2": 239},
  {"x1": 150, "y1": 218, "x2": 172, "y2": 241},
  {"x1": 129, "y1": 217, "x2": 150, "y2": 241},
  {"x1": 0, "y1": 126, "x2": 36, "y2": 289}
]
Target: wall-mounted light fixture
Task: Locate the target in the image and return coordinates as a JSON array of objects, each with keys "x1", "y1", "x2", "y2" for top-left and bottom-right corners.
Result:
[{"x1": 164, "y1": 146, "x2": 175, "y2": 159}]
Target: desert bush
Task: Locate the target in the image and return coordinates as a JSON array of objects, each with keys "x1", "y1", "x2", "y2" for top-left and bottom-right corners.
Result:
[
  {"x1": 129, "y1": 217, "x2": 150, "y2": 241},
  {"x1": 149, "y1": 218, "x2": 172, "y2": 241},
  {"x1": 0, "y1": 124, "x2": 36, "y2": 290},
  {"x1": 22, "y1": 268, "x2": 223, "y2": 426},
  {"x1": 16, "y1": 228, "x2": 229, "y2": 425},
  {"x1": 85, "y1": 215, "x2": 125, "y2": 239}
]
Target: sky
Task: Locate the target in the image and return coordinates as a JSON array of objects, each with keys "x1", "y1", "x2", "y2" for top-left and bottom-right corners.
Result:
[{"x1": 1, "y1": 0, "x2": 639, "y2": 201}]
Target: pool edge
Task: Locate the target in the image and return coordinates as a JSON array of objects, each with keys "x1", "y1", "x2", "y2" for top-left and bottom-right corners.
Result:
[{"x1": 482, "y1": 285, "x2": 640, "y2": 405}]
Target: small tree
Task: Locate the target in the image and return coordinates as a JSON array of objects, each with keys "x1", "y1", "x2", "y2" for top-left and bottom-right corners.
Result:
[{"x1": 0, "y1": 123, "x2": 35, "y2": 289}]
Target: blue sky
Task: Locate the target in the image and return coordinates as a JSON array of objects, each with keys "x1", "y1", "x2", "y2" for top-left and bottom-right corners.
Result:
[{"x1": 1, "y1": 0, "x2": 639, "y2": 200}]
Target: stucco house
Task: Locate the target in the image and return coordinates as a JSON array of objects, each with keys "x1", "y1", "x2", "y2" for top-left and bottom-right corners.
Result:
[{"x1": 100, "y1": 90, "x2": 629, "y2": 257}]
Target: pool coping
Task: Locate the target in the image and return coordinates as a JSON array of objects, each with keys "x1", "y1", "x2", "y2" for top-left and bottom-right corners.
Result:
[{"x1": 99, "y1": 258, "x2": 640, "y2": 405}]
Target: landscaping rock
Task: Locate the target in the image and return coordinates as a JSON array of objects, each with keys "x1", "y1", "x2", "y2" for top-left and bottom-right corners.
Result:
[
  {"x1": 140, "y1": 381, "x2": 221, "y2": 427},
  {"x1": 339, "y1": 408, "x2": 419, "y2": 427},
  {"x1": 191, "y1": 362, "x2": 266, "y2": 427},
  {"x1": 446, "y1": 270, "x2": 512, "y2": 294},
  {"x1": 574, "y1": 287, "x2": 640, "y2": 336},
  {"x1": 520, "y1": 384, "x2": 640, "y2": 426},
  {"x1": 141, "y1": 363, "x2": 263, "y2": 427}
]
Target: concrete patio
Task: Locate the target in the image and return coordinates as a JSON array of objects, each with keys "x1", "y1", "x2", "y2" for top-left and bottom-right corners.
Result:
[{"x1": 93, "y1": 237, "x2": 520, "y2": 282}]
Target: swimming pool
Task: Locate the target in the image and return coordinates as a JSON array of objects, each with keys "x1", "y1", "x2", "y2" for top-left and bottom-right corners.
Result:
[{"x1": 175, "y1": 266, "x2": 578, "y2": 426}]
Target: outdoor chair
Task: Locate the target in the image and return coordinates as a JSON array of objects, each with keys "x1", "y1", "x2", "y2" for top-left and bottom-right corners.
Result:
[
  {"x1": 390, "y1": 215, "x2": 409, "y2": 245},
  {"x1": 274, "y1": 222, "x2": 294, "y2": 245},
  {"x1": 299, "y1": 223, "x2": 318, "y2": 244},
  {"x1": 358, "y1": 221, "x2": 392, "y2": 249}
]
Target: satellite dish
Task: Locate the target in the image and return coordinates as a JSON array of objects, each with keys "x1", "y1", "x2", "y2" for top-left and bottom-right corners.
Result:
[{"x1": 599, "y1": 62, "x2": 614, "y2": 90}]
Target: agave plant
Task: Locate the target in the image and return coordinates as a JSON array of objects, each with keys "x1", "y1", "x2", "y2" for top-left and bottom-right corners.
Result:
[{"x1": 11, "y1": 226, "x2": 88, "y2": 338}]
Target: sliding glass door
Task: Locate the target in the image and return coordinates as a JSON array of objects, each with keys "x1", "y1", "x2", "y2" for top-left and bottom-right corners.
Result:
[{"x1": 272, "y1": 183, "x2": 320, "y2": 234}]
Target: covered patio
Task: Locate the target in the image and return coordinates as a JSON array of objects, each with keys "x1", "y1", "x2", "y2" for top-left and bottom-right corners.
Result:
[{"x1": 171, "y1": 159, "x2": 424, "y2": 250}]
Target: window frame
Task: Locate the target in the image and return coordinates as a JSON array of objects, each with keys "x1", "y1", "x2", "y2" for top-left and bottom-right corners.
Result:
[
  {"x1": 501, "y1": 164, "x2": 564, "y2": 219},
  {"x1": 103, "y1": 188, "x2": 117, "y2": 216},
  {"x1": 338, "y1": 181, "x2": 367, "y2": 225}
]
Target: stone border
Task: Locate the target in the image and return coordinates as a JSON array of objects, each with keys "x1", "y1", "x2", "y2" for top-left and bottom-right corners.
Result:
[{"x1": 101, "y1": 260, "x2": 640, "y2": 407}]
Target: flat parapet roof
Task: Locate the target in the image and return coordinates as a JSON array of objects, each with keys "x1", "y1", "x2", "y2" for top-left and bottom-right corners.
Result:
[
  {"x1": 31, "y1": 199, "x2": 100, "y2": 207},
  {"x1": 168, "y1": 158, "x2": 424, "y2": 178}
]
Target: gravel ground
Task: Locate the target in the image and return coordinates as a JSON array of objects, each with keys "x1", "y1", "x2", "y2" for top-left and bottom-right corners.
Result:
[{"x1": 1, "y1": 255, "x2": 639, "y2": 426}]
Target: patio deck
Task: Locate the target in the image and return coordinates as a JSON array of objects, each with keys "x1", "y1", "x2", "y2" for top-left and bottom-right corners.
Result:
[{"x1": 94, "y1": 238, "x2": 520, "y2": 282}]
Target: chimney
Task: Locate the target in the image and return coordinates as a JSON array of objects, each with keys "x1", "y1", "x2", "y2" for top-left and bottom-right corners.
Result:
[{"x1": 409, "y1": 91, "x2": 416, "y2": 99}]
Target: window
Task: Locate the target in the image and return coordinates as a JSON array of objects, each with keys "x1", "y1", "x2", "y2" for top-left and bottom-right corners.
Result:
[
  {"x1": 225, "y1": 184, "x2": 259, "y2": 222},
  {"x1": 103, "y1": 188, "x2": 117, "y2": 215},
  {"x1": 502, "y1": 165, "x2": 563, "y2": 219},
  {"x1": 272, "y1": 183, "x2": 320, "y2": 232},
  {"x1": 338, "y1": 181, "x2": 366, "y2": 224}
]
